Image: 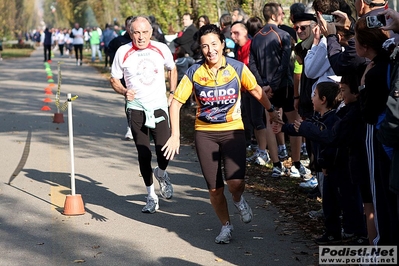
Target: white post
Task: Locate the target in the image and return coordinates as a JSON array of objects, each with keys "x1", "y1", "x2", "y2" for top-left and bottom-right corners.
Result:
[{"x1": 67, "y1": 93, "x2": 76, "y2": 195}]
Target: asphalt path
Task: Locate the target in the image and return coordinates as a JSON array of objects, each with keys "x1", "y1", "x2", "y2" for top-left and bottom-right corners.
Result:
[{"x1": 0, "y1": 47, "x2": 317, "y2": 266}]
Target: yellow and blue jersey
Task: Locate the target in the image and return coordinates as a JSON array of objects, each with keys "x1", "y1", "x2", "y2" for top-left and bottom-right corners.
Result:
[{"x1": 174, "y1": 56, "x2": 258, "y2": 131}]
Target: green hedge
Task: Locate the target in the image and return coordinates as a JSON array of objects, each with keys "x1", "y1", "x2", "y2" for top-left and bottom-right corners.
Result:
[{"x1": 9, "y1": 43, "x2": 34, "y2": 49}]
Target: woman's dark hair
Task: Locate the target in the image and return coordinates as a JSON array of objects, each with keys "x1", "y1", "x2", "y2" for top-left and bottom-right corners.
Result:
[
  {"x1": 197, "y1": 24, "x2": 225, "y2": 43},
  {"x1": 316, "y1": 82, "x2": 340, "y2": 108},
  {"x1": 175, "y1": 46, "x2": 187, "y2": 58},
  {"x1": 246, "y1": 16, "x2": 263, "y2": 37},
  {"x1": 197, "y1": 15, "x2": 210, "y2": 28},
  {"x1": 355, "y1": 17, "x2": 389, "y2": 53}
]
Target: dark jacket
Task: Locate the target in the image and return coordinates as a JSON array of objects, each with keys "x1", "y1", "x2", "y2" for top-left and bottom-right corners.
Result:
[
  {"x1": 174, "y1": 24, "x2": 197, "y2": 57},
  {"x1": 334, "y1": 102, "x2": 369, "y2": 185},
  {"x1": 299, "y1": 102, "x2": 368, "y2": 184},
  {"x1": 108, "y1": 32, "x2": 131, "y2": 87},
  {"x1": 43, "y1": 29, "x2": 52, "y2": 46},
  {"x1": 359, "y1": 51, "x2": 391, "y2": 125},
  {"x1": 282, "y1": 109, "x2": 338, "y2": 172},
  {"x1": 152, "y1": 23, "x2": 166, "y2": 43},
  {"x1": 108, "y1": 32, "x2": 131, "y2": 65},
  {"x1": 249, "y1": 24, "x2": 292, "y2": 92},
  {"x1": 327, "y1": 35, "x2": 368, "y2": 78}
]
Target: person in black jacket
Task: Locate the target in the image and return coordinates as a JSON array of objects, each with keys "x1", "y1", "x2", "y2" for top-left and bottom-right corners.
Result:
[
  {"x1": 355, "y1": 16, "x2": 398, "y2": 246},
  {"x1": 43, "y1": 27, "x2": 52, "y2": 62},
  {"x1": 292, "y1": 75, "x2": 372, "y2": 244},
  {"x1": 149, "y1": 15, "x2": 166, "y2": 43},
  {"x1": 173, "y1": 13, "x2": 197, "y2": 57},
  {"x1": 274, "y1": 82, "x2": 365, "y2": 245},
  {"x1": 108, "y1": 16, "x2": 134, "y2": 140},
  {"x1": 250, "y1": 3, "x2": 311, "y2": 179},
  {"x1": 108, "y1": 16, "x2": 134, "y2": 72}
]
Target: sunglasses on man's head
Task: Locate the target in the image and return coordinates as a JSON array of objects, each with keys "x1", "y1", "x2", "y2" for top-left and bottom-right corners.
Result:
[{"x1": 293, "y1": 25, "x2": 310, "y2": 32}]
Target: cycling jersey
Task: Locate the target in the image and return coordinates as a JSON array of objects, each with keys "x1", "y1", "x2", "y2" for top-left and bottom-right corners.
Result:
[{"x1": 173, "y1": 56, "x2": 257, "y2": 131}]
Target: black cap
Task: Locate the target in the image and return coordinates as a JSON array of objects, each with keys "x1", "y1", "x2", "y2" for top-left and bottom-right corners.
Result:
[{"x1": 292, "y1": 13, "x2": 317, "y2": 24}]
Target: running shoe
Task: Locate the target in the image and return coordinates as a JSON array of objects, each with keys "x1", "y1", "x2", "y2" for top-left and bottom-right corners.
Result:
[
  {"x1": 271, "y1": 165, "x2": 287, "y2": 178},
  {"x1": 299, "y1": 177, "x2": 318, "y2": 189},
  {"x1": 125, "y1": 126, "x2": 133, "y2": 140},
  {"x1": 141, "y1": 195, "x2": 159, "y2": 213},
  {"x1": 301, "y1": 145, "x2": 308, "y2": 156},
  {"x1": 254, "y1": 152, "x2": 270, "y2": 166},
  {"x1": 234, "y1": 197, "x2": 253, "y2": 223},
  {"x1": 278, "y1": 148, "x2": 288, "y2": 159},
  {"x1": 154, "y1": 167, "x2": 173, "y2": 199},
  {"x1": 290, "y1": 164, "x2": 312, "y2": 180},
  {"x1": 215, "y1": 222, "x2": 234, "y2": 244}
]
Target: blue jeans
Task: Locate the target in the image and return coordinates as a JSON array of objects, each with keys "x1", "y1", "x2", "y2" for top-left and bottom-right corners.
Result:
[{"x1": 91, "y1": 43, "x2": 102, "y2": 62}]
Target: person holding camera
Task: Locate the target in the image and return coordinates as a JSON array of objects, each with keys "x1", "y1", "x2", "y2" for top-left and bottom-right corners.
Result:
[{"x1": 355, "y1": 16, "x2": 399, "y2": 246}]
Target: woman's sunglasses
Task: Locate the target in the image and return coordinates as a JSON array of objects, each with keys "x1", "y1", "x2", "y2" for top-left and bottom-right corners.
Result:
[{"x1": 293, "y1": 25, "x2": 310, "y2": 32}]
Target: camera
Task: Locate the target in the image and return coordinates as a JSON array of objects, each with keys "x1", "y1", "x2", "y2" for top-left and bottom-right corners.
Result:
[
  {"x1": 321, "y1": 14, "x2": 335, "y2": 23},
  {"x1": 366, "y1": 14, "x2": 386, "y2": 28}
]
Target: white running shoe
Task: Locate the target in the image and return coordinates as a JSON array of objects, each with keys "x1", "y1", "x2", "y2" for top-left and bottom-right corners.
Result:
[
  {"x1": 246, "y1": 152, "x2": 259, "y2": 162},
  {"x1": 141, "y1": 195, "x2": 159, "y2": 213},
  {"x1": 215, "y1": 222, "x2": 234, "y2": 244},
  {"x1": 254, "y1": 152, "x2": 270, "y2": 166},
  {"x1": 271, "y1": 165, "x2": 287, "y2": 178},
  {"x1": 290, "y1": 164, "x2": 312, "y2": 180},
  {"x1": 154, "y1": 167, "x2": 173, "y2": 199},
  {"x1": 301, "y1": 145, "x2": 308, "y2": 156},
  {"x1": 234, "y1": 196, "x2": 253, "y2": 223},
  {"x1": 125, "y1": 126, "x2": 133, "y2": 140},
  {"x1": 299, "y1": 177, "x2": 318, "y2": 189},
  {"x1": 278, "y1": 148, "x2": 288, "y2": 159}
]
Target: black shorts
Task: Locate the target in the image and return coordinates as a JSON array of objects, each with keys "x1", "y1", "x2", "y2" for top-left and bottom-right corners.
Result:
[
  {"x1": 271, "y1": 85, "x2": 295, "y2": 112},
  {"x1": 195, "y1": 130, "x2": 246, "y2": 189}
]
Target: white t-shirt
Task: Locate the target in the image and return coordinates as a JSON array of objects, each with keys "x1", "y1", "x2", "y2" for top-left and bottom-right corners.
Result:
[
  {"x1": 111, "y1": 40, "x2": 176, "y2": 109},
  {"x1": 71, "y1": 27, "x2": 84, "y2": 45},
  {"x1": 57, "y1": 32, "x2": 65, "y2": 45}
]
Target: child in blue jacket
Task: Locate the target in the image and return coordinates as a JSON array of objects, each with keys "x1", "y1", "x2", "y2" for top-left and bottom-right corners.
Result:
[{"x1": 274, "y1": 81, "x2": 367, "y2": 244}]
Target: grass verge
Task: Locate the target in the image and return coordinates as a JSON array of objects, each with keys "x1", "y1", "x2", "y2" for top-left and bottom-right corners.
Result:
[{"x1": 1, "y1": 47, "x2": 35, "y2": 59}]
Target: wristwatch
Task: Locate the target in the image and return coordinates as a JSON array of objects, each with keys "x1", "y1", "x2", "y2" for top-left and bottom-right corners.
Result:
[
  {"x1": 170, "y1": 91, "x2": 175, "y2": 95},
  {"x1": 358, "y1": 84, "x2": 366, "y2": 91},
  {"x1": 267, "y1": 105, "x2": 275, "y2": 113}
]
